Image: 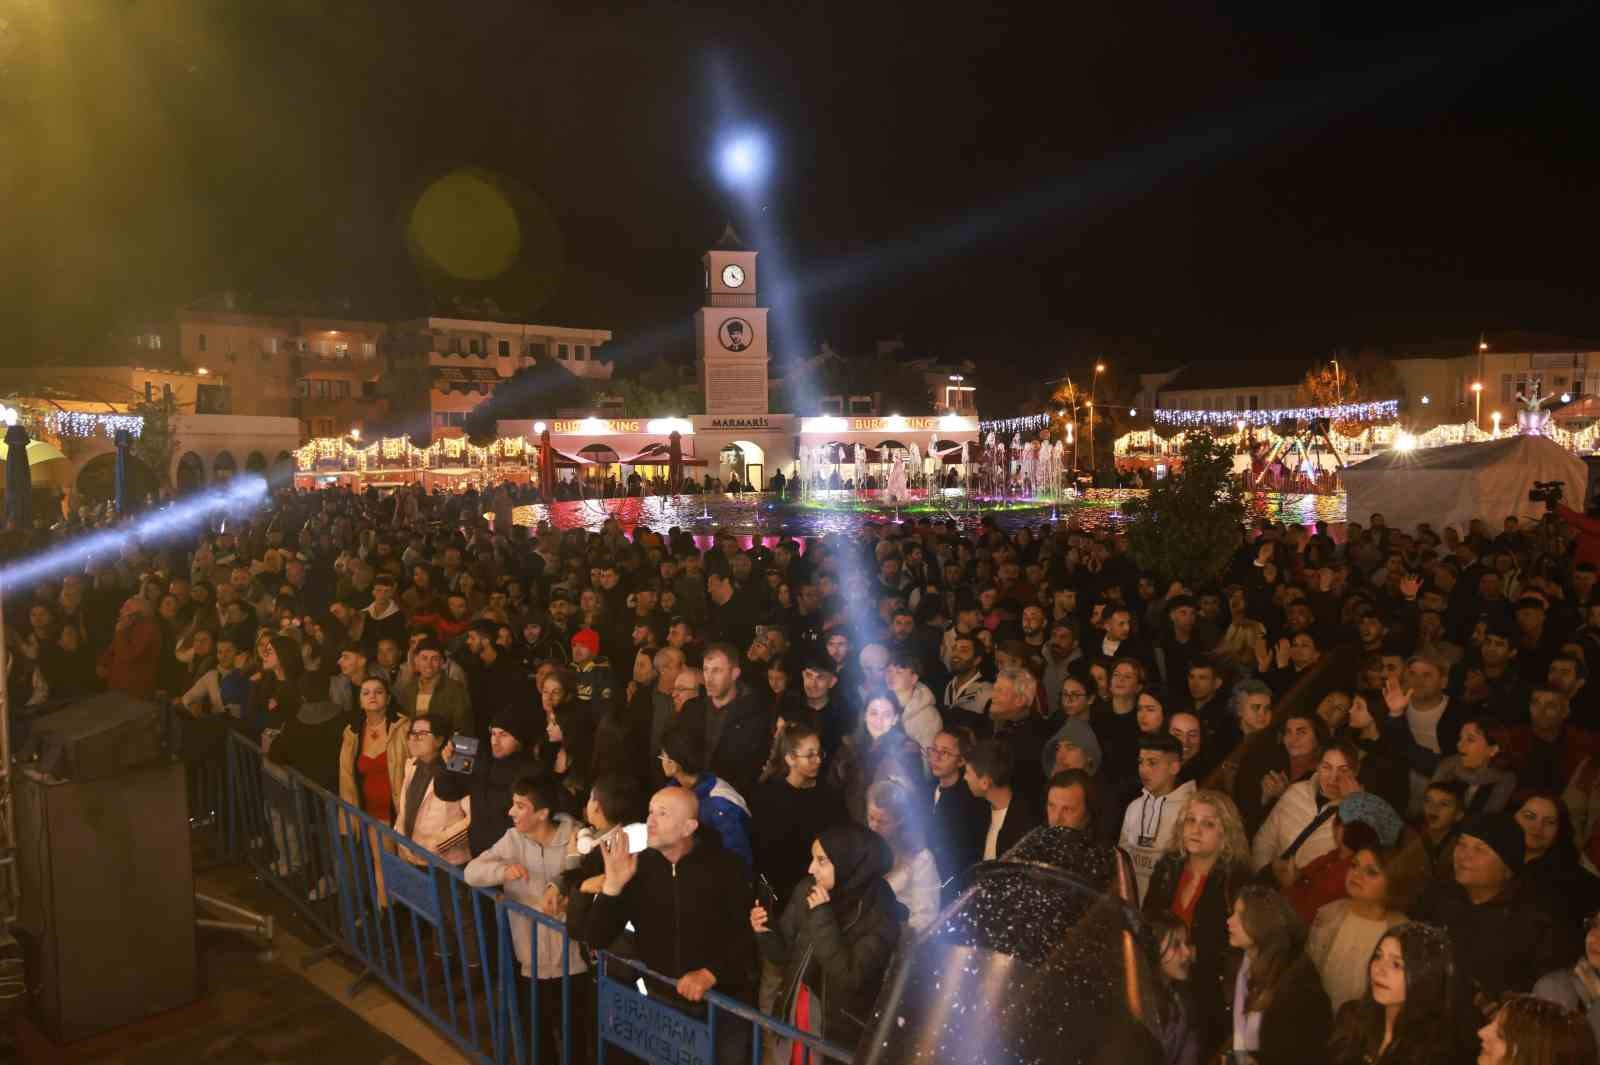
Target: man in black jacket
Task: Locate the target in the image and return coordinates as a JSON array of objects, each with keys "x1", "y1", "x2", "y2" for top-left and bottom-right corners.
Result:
[
  {"x1": 460, "y1": 620, "x2": 525, "y2": 739},
  {"x1": 965, "y1": 738, "x2": 1042, "y2": 861},
  {"x1": 588, "y1": 786, "x2": 756, "y2": 1063},
  {"x1": 432, "y1": 709, "x2": 542, "y2": 858},
  {"x1": 679, "y1": 643, "x2": 774, "y2": 800}
]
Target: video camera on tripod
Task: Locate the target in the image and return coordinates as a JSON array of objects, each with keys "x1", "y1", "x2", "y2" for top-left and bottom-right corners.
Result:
[{"x1": 1529, "y1": 480, "x2": 1565, "y2": 512}]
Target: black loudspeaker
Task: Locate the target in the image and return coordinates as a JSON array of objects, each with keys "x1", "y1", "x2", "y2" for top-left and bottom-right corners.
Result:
[
  {"x1": 14, "y1": 761, "x2": 198, "y2": 1042},
  {"x1": 19, "y1": 692, "x2": 164, "y2": 781}
]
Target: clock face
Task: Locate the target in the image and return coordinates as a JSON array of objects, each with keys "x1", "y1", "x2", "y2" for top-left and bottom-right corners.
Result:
[{"x1": 721, "y1": 264, "x2": 746, "y2": 289}]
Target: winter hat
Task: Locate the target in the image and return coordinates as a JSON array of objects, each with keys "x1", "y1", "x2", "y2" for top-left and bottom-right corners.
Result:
[
  {"x1": 1460, "y1": 812, "x2": 1524, "y2": 871},
  {"x1": 489, "y1": 709, "x2": 540, "y2": 751},
  {"x1": 1044, "y1": 718, "x2": 1103, "y2": 777},
  {"x1": 1337, "y1": 792, "x2": 1404, "y2": 849},
  {"x1": 571, "y1": 628, "x2": 601, "y2": 656}
]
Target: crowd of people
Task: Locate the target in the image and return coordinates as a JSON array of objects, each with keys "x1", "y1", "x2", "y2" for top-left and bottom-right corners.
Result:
[{"x1": 12, "y1": 481, "x2": 1600, "y2": 1065}]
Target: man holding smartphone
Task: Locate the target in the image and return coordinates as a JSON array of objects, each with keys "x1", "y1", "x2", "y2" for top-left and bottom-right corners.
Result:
[{"x1": 588, "y1": 786, "x2": 755, "y2": 1063}]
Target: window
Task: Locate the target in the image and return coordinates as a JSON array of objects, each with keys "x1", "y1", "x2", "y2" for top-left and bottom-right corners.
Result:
[
  {"x1": 498, "y1": 339, "x2": 511, "y2": 357},
  {"x1": 334, "y1": 380, "x2": 350, "y2": 399},
  {"x1": 1502, "y1": 373, "x2": 1543, "y2": 404},
  {"x1": 197, "y1": 333, "x2": 208, "y2": 353},
  {"x1": 196, "y1": 385, "x2": 230, "y2": 414},
  {"x1": 362, "y1": 342, "x2": 376, "y2": 357},
  {"x1": 469, "y1": 339, "x2": 482, "y2": 355},
  {"x1": 263, "y1": 338, "x2": 278, "y2": 354},
  {"x1": 296, "y1": 379, "x2": 310, "y2": 397},
  {"x1": 574, "y1": 345, "x2": 586, "y2": 361},
  {"x1": 527, "y1": 342, "x2": 546, "y2": 358},
  {"x1": 1249, "y1": 395, "x2": 1260, "y2": 410},
  {"x1": 1235, "y1": 395, "x2": 1245, "y2": 410},
  {"x1": 224, "y1": 334, "x2": 235, "y2": 354},
  {"x1": 162, "y1": 383, "x2": 173, "y2": 402},
  {"x1": 144, "y1": 381, "x2": 153, "y2": 401},
  {"x1": 334, "y1": 341, "x2": 349, "y2": 357},
  {"x1": 557, "y1": 344, "x2": 569, "y2": 359},
  {"x1": 361, "y1": 381, "x2": 377, "y2": 398}
]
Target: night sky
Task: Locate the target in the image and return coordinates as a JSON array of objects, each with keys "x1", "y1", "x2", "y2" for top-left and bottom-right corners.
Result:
[{"x1": 3, "y1": 2, "x2": 1596, "y2": 398}]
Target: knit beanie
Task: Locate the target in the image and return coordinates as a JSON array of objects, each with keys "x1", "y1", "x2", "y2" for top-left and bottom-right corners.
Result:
[
  {"x1": 571, "y1": 628, "x2": 601, "y2": 656},
  {"x1": 1460, "y1": 812, "x2": 1524, "y2": 871}
]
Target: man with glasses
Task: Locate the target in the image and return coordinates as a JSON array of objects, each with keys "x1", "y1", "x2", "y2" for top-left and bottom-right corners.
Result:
[{"x1": 925, "y1": 727, "x2": 988, "y2": 901}]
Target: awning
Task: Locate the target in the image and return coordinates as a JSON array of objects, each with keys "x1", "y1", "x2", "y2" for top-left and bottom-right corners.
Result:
[
  {"x1": 0, "y1": 440, "x2": 69, "y2": 465},
  {"x1": 1554, "y1": 395, "x2": 1600, "y2": 422},
  {"x1": 616, "y1": 442, "x2": 708, "y2": 467}
]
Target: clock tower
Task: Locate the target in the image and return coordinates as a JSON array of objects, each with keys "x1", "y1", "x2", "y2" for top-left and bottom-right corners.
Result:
[{"x1": 695, "y1": 224, "x2": 769, "y2": 415}]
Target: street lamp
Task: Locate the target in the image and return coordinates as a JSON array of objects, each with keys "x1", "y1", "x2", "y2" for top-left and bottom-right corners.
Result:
[
  {"x1": 1087, "y1": 399, "x2": 1095, "y2": 473},
  {"x1": 349, "y1": 427, "x2": 361, "y2": 443},
  {"x1": 1471, "y1": 381, "x2": 1484, "y2": 424}
]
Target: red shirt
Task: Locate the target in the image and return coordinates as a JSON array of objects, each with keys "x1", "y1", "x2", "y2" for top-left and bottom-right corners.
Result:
[
  {"x1": 96, "y1": 617, "x2": 161, "y2": 698},
  {"x1": 1171, "y1": 866, "x2": 1208, "y2": 929}
]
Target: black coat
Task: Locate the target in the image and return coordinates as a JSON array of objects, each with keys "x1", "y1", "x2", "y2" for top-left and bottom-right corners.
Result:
[
  {"x1": 1412, "y1": 877, "x2": 1567, "y2": 1001},
  {"x1": 926, "y1": 777, "x2": 989, "y2": 895},
  {"x1": 993, "y1": 793, "x2": 1042, "y2": 859},
  {"x1": 679, "y1": 689, "x2": 775, "y2": 801},
  {"x1": 750, "y1": 778, "x2": 848, "y2": 907},
  {"x1": 1220, "y1": 953, "x2": 1332, "y2": 1065},
  {"x1": 432, "y1": 747, "x2": 543, "y2": 857},
  {"x1": 584, "y1": 824, "x2": 757, "y2": 994},
  {"x1": 757, "y1": 876, "x2": 906, "y2": 1049},
  {"x1": 1144, "y1": 855, "x2": 1249, "y2": 1056}
]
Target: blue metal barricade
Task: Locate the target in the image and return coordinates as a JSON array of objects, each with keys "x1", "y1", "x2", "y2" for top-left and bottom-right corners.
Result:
[
  {"x1": 218, "y1": 733, "x2": 852, "y2": 1065},
  {"x1": 221, "y1": 732, "x2": 343, "y2": 943},
  {"x1": 594, "y1": 952, "x2": 853, "y2": 1065}
]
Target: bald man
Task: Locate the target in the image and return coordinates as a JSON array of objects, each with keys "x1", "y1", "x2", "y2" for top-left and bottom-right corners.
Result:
[{"x1": 587, "y1": 786, "x2": 755, "y2": 1060}]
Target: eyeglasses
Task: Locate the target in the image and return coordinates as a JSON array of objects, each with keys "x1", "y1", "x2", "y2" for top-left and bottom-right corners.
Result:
[
  {"x1": 408, "y1": 730, "x2": 434, "y2": 739},
  {"x1": 790, "y1": 751, "x2": 823, "y2": 761},
  {"x1": 1062, "y1": 690, "x2": 1088, "y2": 700},
  {"x1": 923, "y1": 746, "x2": 961, "y2": 758}
]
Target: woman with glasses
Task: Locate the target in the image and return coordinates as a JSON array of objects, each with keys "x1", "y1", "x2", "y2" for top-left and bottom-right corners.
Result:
[
  {"x1": 752, "y1": 725, "x2": 846, "y2": 911},
  {"x1": 394, "y1": 712, "x2": 472, "y2": 868}
]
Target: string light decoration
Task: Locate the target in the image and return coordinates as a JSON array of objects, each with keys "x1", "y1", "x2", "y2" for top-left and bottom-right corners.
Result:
[
  {"x1": 42, "y1": 411, "x2": 144, "y2": 439},
  {"x1": 979, "y1": 413, "x2": 1052, "y2": 435},
  {"x1": 1151, "y1": 399, "x2": 1398, "y2": 428}
]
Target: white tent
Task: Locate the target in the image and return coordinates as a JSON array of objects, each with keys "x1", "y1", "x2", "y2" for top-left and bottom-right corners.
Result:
[{"x1": 1343, "y1": 436, "x2": 1588, "y2": 533}]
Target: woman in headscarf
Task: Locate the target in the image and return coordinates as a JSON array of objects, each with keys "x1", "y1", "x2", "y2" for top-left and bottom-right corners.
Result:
[{"x1": 750, "y1": 822, "x2": 908, "y2": 1060}]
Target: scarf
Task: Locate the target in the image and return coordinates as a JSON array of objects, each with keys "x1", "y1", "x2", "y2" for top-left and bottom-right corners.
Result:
[{"x1": 402, "y1": 757, "x2": 443, "y2": 837}]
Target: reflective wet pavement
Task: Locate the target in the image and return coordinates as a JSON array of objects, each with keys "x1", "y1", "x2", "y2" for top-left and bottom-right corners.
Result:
[{"x1": 514, "y1": 489, "x2": 1347, "y2": 537}]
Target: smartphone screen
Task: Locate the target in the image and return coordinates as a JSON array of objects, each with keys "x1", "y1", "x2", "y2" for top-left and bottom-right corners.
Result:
[{"x1": 623, "y1": 823, "x2": 649, "y2": 854}]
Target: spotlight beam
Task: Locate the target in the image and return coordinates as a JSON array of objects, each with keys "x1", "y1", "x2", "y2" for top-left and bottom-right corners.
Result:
[{"x1": 0, "y1": 475, "x2": 271, "y2": 588}]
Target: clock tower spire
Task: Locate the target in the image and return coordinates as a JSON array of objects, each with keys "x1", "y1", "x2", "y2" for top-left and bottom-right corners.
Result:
[{"x1": 695, "y1": 226, "x2": 768, "y2": 414}]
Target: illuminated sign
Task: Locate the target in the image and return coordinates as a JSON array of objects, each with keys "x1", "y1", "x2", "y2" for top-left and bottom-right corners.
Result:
[
  {"x1": 799, "y1": 414, "x2": 977, "y2": 434},
  {"x1": 704, "y1": 417, "x2": 776, "y2": 430},
  {"x1": 549, "y1": 418, "x2": 694, "y2": 436}
]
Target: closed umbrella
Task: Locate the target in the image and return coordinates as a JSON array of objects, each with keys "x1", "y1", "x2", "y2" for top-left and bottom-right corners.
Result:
[
  {"x1": 538, "y1": 429, "x2": 556, "y2": 500},
  {"x1": 5, "y1": 424, "x2": 32, "y2": 527},
  {"x1": 668, "y1": 430, "x2": 684, "y2": 493}
]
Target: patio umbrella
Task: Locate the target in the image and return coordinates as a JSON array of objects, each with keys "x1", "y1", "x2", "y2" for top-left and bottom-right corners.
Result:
[{"x1": 4, "y1": 424, "x2": 31, "y2": 527}]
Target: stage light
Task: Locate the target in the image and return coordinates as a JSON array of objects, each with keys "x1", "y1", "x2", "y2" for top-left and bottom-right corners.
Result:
[
  {"x1": 1129, "y1": 408, "x2": 1137, "y2": 417},
  {"x1": 1562, "y1": 393, "x2": 1572, "y2": 403},
  {"x1": 1420, "y1": 395, "x2": 1430, "y2": 405},
  {"x1": 533, "y1": 421, "x2": 547, "y2": 434},
  {"x1": 1394, "y1": 432, "x2": 1417, "y2": 452},
  {"x1": 717, "y1": 131, "x2": 769, "y2": 189}
]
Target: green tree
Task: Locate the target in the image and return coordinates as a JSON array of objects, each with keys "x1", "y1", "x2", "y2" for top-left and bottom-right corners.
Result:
[
  {"x1": 610, "y1": 358, "x2": 704, "y2": 417},
  {"x1": 1121, "y1": 429, "x2": 1245, "y2": 584},
  {"x1": 130, "y1": 392, "x2": 180, "y2": 488}
]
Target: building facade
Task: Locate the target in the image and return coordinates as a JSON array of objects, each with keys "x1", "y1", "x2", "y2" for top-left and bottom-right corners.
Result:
[{"x1": 387, "y1": 316, "x2": 614, "y2": 437}]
